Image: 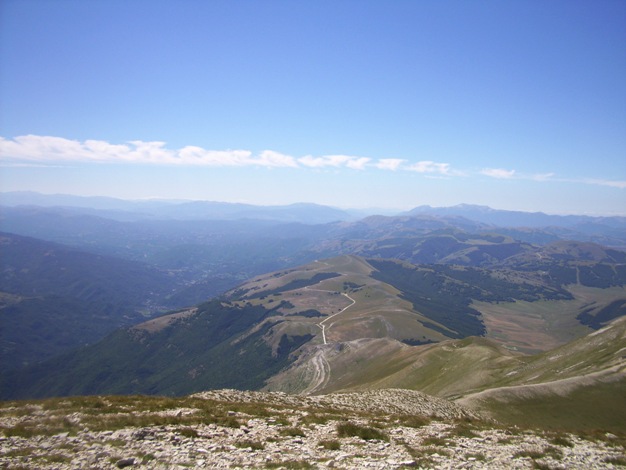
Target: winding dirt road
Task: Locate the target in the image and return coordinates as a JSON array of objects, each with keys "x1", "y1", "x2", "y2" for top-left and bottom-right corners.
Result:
[
  {"x1": 300, "y1": 348, "x2": 332, "y2": 394},
  {"x1": 318, "y1": 292, "x2": 356, "y2": 344}
]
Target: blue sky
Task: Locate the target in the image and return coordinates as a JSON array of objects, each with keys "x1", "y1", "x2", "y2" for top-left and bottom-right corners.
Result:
[{"x1": 1, "y1": 0, "x2": 625, "y2": 215}]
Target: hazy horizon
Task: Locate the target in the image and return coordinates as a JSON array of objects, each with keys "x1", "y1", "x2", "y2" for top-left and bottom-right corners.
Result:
[
  {"x1": 1, "y1": 1, "x2": 624, "y2": 216},
  {"x1": 3, "y1": 189, "x2": 626, "y2": 218}
]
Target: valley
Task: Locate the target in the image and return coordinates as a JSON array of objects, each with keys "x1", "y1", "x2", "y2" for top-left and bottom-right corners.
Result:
[
  {"x1": 473, "y1": 284, "x2": 626, "y2": 353},
  {"x1": 1, "y1": 193, "x2": 626, "y2": 451},
  {"x1": 3, "y1": 252, "x2": 625, "y2": 434},
  {"x1": 3, "y1": 1, "x2": 625, "y2": 466}
]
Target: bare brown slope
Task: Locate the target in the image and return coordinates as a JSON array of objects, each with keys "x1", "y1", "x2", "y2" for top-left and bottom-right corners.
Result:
[{"x1": 225, "y1": 255, "x2": 454, "y2": 349}]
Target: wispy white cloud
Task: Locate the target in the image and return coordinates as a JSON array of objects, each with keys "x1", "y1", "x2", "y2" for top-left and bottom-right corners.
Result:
[
  {"x1": 0, "y1": 135, "x2": 373, "y2": 170},
  {"x1": 407, "y1": 160, "x2": 450, "y2": 175},
  {"x1": 479, "y1": 169, "x2": 626, "y2": 189},
  {"x1": 177, "y1": 146, "x2": 254, "y2": 166},
  {"x1": 256, "y1": 150, "x2": 299, "y2": 168},
  {"x1": 345, "y1": 157, "x2": 371, "y2": 170},
  {"x1": 2, "y1": 135, "x2": 623, "y2": 191},
  {"x1": 481, "y1": 168, "x2": 516, "y2": 179},
  {"x1": 583, "y1": 178, "x2": 626, "y2": 189},
  {"x1": 298, "y1": 154, "x2": 370, "y2": 169},
  {"x1": 0, "y1": 135, "x2": 89, "y2": 162},
  {"x1": 0, "y1": 135, "x2": 293, "y2": 168},
  {"x1": 126, "y1": 141, "x2": 181, "y2": 164},
  {"x1": 0, "y1": 135, "x2": 454, "y2": 177},
  {"x1": 374, "y1": 158, "x2": 406, "y2": 171},
  {"x1": 531, "y1": 172, "x2": 555, "y2": 181},
  {"x1": 0, "y1": 161, "x2": 67, "y2": 168}
]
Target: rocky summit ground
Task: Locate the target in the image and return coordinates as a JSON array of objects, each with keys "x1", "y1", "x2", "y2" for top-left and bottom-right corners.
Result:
[{"x1": 1, "y1": 389, "x2": 625, "y2": 469}]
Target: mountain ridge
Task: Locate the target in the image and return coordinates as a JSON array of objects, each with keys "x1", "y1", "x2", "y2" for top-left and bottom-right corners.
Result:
[
  {"x1": 4, "y1": 253, "x2": 625, "y2": 404},
  {"x1": 2, "y1": 194, "x2": 626, "y2": 435},
  {"x1": 0, "y1": 191, "x2": 353, "y2": 224},
  {"x1": 4, "y1": 191, "x2": 626, "y2": 225},
  {"x1": 406, "y1": 203, "x2": 626, "y2": 227}
]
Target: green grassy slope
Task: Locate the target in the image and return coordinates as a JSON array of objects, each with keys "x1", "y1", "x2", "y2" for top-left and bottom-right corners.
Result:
[
  {"x1": 266, "y1": 313, "x2": 625, "y2": 431},
  {"x1": 0, "y1": 300, "x2": 312, "y2": 399},
  {"x1": 472, "y1": 380, "x2": 626, "y2": 433},
  {"x1": 267, "y1": 335, "x2": 523, "y2": 398},
  {"x1": 4, "y1": 250, "x2": 625, "y2": 435},
  {"x1": 0, "y1": 232, "x2": 173, "y2": 369},
  {"x1": 457, "y1": 316, "x2": 626, "y2": 432}
]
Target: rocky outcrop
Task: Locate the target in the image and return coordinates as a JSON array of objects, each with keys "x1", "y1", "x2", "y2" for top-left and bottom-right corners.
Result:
[
  {"x1": 1, "y1": 388, "x2": 624, "y2": 469},
  {"x1": 193, "y1": 388, "x2": 480, "y2": 421}
]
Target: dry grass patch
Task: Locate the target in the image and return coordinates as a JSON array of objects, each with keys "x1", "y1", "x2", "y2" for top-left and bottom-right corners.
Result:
[
  {"x1": 465, "y1": 452, "x2": 486, "y2": 461},
  {"x1": 336, "y1": 422, "x2": 388, "y2": 441},
  {"x1": 265, "y1": 460, "x2": 314, "y2": 469},
  {"x1": 0, "y1": 415, "x2": 78, "y2": 438},
  {"x1": 235, "y1": 439, "x2": 265, "y2": 450},
  {"x1": 451, "y1": 422, "x2": 481, "y2": 439},
  {"x1": 0, "y1": 395, "x2": 266, "y2": 437},
  {"x1": 318, "y1": 439, "x2": 341, "y2": 450},
  {"x1": 548, "y1": 434, "x2": 574, "y2": 448},
  {"x1": 421, "y1": 435, "x2": 449, "y2": 447},
  {"x1": 395, "y1": 414, "x2": 431, "y2": 428},
  {"x1": 279, "y1": 426, "x2": 306, "y2": 437},
  {"x1": 604, "y1": 455, "x2": 626, "y2": 466},
  {"x1": 513, "y1": 446, "x2": 563, "y2": 461},
  {"x1": 176, "y1": 426, "x2": 199, "y2": 438},
  {"x1": 2, "y1": 447, "x2": 39, "y2": 458}
]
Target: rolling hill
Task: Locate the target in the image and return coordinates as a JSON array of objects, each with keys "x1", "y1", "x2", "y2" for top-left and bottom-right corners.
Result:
[
  {"x1": 2, "y1": 195, "x2": 626, "y2": 433},
  {"x1": 4, "y1": 253, "x2": 625, "y2": 417},
  {"x1": 457, "y1": 316, "x2": 626, "y2": 432},
  {"x1": 0, "y1": 232, "x2": 174, "y2": 369}
]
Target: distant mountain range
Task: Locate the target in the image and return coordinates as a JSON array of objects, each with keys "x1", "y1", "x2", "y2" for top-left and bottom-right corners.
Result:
[
  {"x1": 406, "y1": 203, "x2": 626, "y2": 227},
  {"x1": 1, "y1": 194, "x2": 625, "y2": 370},
  {"x1": 3, "y1": 253, "x2": 625, "y2": 435},
  {"x1": 1, "y1": 191, "x2": 625, "y2": 433},
  {"x1": 3, "y1": 192, "x2": 626, "y2": 253},
  {"x1": 3, "y1": 191, "x2": 626, "y2": 229},
  {"x1": 0, "y1": 191, "x2": 354, "y2": 224}
]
